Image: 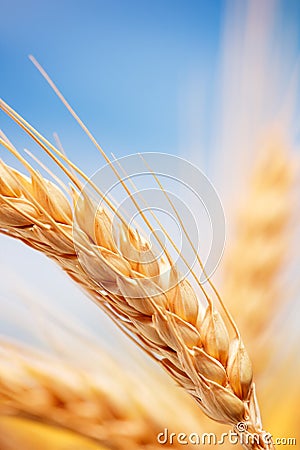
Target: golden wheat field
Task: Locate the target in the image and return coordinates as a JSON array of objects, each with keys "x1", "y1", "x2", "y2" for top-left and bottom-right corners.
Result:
[{"x1": 0, "y1": 1, "x2": 299, "y2": 449}]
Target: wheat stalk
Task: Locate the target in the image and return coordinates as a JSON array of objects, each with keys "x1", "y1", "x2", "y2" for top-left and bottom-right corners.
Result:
[{"x1": 0, "y1": 97, "x2": 274, "y2": 449}]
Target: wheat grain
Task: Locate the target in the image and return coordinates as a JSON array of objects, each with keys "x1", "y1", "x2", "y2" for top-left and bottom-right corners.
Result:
[{"x1": 0, "y1": 100, "x2": 274, "y2": 449}]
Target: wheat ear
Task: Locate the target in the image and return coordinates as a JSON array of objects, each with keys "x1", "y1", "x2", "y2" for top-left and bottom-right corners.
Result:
[
  {"x1": 0, "y1": 100, "x2": 274, "y2": 450},
  {"x1": 221, "y1": 141, "x2": 295, "y2": 367},
  {"x1": 0, "y1": 339, "x2": 207, "y2": 449}
]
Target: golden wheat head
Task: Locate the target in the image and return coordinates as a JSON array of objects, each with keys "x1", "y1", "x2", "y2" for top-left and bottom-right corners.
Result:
[{"x1": 0, "y1": 88, "x2": 275, "y2": 449}]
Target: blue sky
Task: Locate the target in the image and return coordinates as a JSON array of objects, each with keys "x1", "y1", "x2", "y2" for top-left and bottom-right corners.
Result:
[
  {"x1": 0, "y1": 0, "x2": 225, "y2": 174},
  {"x1": 1, "y1": 0, "x2": 300, "y2": 175}
]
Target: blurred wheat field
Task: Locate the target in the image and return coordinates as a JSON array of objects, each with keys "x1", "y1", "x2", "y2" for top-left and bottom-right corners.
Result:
[
  {"x1": 0, "y1": 339, "x2": 208, "y2": 449},
  {"x1": 0, "y1": 1, "x2": 300, "y2": 449}
]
